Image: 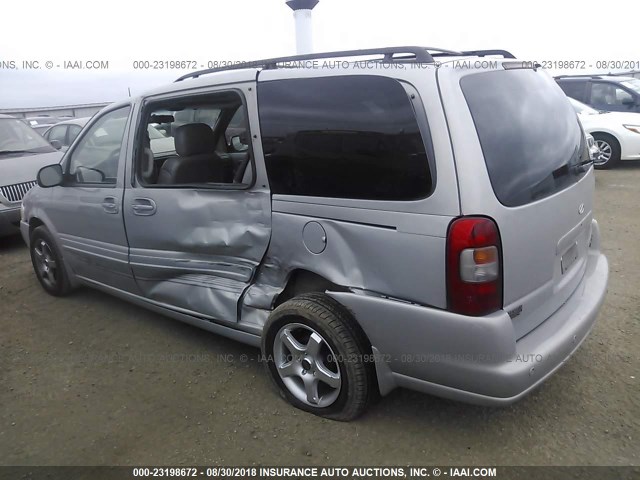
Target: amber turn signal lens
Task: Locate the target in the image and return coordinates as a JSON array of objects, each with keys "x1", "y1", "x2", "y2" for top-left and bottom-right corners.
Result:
[{"x1": 473, "y1": 246, "x2": 498, "y2": 265}]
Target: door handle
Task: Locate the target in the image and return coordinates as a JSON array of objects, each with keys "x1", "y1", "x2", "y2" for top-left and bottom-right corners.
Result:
[
  {"x1": 102, "y1": 197, "x2": 119, "y2": 214},
  {"x1": 131, "y1": 198, "x2": 157, "y2": 216}
]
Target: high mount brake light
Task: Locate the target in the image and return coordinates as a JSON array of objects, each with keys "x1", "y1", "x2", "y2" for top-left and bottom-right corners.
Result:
[{"x1": 447, "y1": 217, "x2": 503, "y2": 316}]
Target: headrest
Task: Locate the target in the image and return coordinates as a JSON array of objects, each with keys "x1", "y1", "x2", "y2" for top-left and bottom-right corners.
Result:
[{"x1": 174, "y1": 123, "x2": 216, "y2": 156}]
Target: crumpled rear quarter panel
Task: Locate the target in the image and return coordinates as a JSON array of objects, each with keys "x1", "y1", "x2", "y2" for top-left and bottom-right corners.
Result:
[{"x1": 243, "y1": 204, "x2": 453, "y2": 313}]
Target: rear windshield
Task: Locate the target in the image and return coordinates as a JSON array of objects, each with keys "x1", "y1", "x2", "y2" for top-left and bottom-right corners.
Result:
[{"x1": 461, "y1": 70, "x2": 589, "y2": 207}]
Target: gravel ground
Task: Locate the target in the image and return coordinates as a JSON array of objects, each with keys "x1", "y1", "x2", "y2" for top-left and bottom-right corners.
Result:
[{"x1": 0, "y1": 164, "x2": 638, "y2": 467}]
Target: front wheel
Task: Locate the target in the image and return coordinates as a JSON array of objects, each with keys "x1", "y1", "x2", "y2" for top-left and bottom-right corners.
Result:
[
  {"x1": 592, "y1": 133, "x2": 621, "y2": 169},
  {"x1": 262, "y1": 293, "x2": 375, "y2": 421},
  {"x1": 30, "y1": 226, "x2": 72, "y2": 296}
]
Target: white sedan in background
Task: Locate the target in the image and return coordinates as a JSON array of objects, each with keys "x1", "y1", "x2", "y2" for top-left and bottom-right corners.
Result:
[{"x1": 570, "y1": 98, "x2": 640, "y2": 169}]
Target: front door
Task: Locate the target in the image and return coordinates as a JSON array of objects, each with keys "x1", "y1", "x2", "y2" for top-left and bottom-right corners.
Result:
[
  {"x1": 123, "y1": 81, "x2": 271, "y2": 324},
  {"x1": 45, "y1": 105, "x2": 138, "y2": 292}
]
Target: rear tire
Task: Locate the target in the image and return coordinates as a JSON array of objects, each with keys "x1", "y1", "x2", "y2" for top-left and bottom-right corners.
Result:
[
  {"x1": 29, "y1": 226, "x2": 72, "y2": 296},
  {"x1": 262, "y1": 293, "x2": 375, "y2": 421},
  {"x1": 592, "y1": 133, "x2": 621, "y2": 170}
]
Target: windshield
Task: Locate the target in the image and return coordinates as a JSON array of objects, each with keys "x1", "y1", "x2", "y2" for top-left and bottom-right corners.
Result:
[
  {"x1": 0, "y1": 118, "x2": 55, "y2": 155},
  {"x1": 621, "y1": 79, "x2": 640, "y2": 95},
  {"x1": 569, "y1": 98, "x2": 599, "y2": 115},
  {"x1": 462, "y1": 69, "x2": 589, "y2": 207}
]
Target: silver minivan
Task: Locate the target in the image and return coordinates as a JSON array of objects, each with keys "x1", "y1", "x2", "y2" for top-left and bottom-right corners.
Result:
[{"x1": 21, "y1": 47, "x2": 609, "y2": 420}]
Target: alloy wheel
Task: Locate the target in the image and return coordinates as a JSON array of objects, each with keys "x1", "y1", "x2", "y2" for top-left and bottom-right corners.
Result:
[
  {"x1": 33, "y1": 239, "x2": 58, "y2": 289},
  {"x1": 594, "y1": 140, "x2": 612, "y2": 166},
  {"x1": 272, "y1": 322, "x2": 342, "y2": 407}
]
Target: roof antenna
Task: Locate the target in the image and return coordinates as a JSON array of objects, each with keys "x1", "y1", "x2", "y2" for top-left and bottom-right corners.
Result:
[{"x1": 127, "y1": 87, "x2": 131, "y2": 98}]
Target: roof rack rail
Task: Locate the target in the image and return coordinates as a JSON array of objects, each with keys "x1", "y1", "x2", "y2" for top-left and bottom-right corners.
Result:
[
  {"x1": 175, "y1": 46, "x2": 463, "y2": 82},
  {"x1": 432, "y1": 49, "x2": 516, "y2": 59},
  {"x1": 609, "y1": 70, "x2": 640, "y2": 77},
  {"x1": 554, "y1": 74, "x2": 602, "y2": 79}
]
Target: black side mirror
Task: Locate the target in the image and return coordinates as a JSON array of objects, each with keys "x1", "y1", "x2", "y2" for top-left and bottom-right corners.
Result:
[
  {"x1": 37, "y1": 164, "x2": 64, "y2": 188},
  {"x1": 50, "y1": 140, "x2": 62, "y2": 150},
  {"x1": 622, "y1": 97, "x2": 635, "y2": 106}
]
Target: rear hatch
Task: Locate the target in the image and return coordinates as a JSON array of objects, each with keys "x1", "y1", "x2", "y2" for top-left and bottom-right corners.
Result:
[{"x1": 455, "y1": 67, "x2": 594, "y2": 338}]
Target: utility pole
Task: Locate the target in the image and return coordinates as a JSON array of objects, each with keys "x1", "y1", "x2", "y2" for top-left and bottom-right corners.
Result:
[{"x1": 286, "y1": 0, "x2": 319, "y2": 54}]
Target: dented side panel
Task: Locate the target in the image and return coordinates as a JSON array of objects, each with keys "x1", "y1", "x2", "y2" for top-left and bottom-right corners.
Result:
[
  {"x1": 122, "y1": 80, "x2": 272, "y2": 323},
  {"x1": 241, "y1": 68, "x2": 461, "y2": 321},
  {"x1": 242, "y1": 206, "x2": 453, "y2": 314},
  {"x1": 125, "y1": 189, "x2": 271, "y2": 322}
]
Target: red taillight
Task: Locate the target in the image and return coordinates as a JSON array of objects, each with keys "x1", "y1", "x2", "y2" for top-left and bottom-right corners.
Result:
[{"x1": 447, "y1": 216, "x2": 502, "y2": 316}]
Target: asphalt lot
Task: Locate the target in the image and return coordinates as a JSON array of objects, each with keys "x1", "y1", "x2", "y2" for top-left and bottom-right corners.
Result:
[{"x1": 1, "y1": 164, "x2": 638, "y2": 467}]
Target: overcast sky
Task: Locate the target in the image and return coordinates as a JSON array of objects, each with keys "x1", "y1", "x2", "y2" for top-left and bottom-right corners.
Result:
[{"x1": 1, "y1": 0, "x2": 638, "y2": 108}]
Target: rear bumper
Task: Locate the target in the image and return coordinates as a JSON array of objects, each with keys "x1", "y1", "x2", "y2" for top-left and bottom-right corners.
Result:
[
  {"x1": 0, "y1": 206, "x2": 21, "y2": 237},
  {"x1": 329, "y1": 250, "x2": 608, "y2": 406}
]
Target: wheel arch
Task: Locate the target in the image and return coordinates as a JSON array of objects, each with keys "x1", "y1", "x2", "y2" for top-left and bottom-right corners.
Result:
[
  {"x1": 590, "y1": 130, "x2": 621, "y2": 144},
  {"x1": 591, "y1": 131, "x2": 623, "y2": 162},
  {"x1": 28, "y1": 216, "x2": 79, "y2": 289},
  {"x1": 274, "y1": 269, "x2": 348, "y2": 308},
  {"x1": 272, "y1": 272, "x2": 380, "y2": 392},
  {"x1": 28, "y1": 217, "x2": 45, "y2": 237}
]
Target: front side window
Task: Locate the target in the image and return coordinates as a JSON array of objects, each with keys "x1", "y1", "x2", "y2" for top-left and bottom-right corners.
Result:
[
  {"x1": 590, "y1": 82, "x2": 634, "y2": 106},
  {"x1": 68, "y1": 125, "x2": 82, "y2": 144},
  {"x1": 67, "y1": 107, "x2": 131, "y2": 184},
  {"x1": 461, "y1": 70, "x2": 588, "y2": 207},
  {"x1": 226, "y1": 108, "x2": 248, "y2": 151},
  {"x1": 258, "y1": 75, "x2": 432, "y2": 200},
  {"x1": 48, "y1": 125, "x2": 67, "y2": 144},
  {"x1": 621, "y1": 79, "x2": 640, "y2": 95}
]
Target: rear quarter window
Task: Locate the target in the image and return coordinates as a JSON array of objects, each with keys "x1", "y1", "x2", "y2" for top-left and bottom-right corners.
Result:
[
  {"x1": 461, "y1": 70, "x2": 589, "y2": 207},
  {"x1": 557, "y1": 80, "x2": 588, "y2": 102},
  {"x1": 258, "y1": 75, "x2": 432, "y2": 200}
]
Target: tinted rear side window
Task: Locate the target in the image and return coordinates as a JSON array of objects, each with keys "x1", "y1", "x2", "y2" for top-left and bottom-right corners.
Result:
[
  {"x1": 461, "y1": 70, "x2": 589, "y2": 207},
  {"x1": 258, "y1": 75, "x2": 431, "y2": 200}
]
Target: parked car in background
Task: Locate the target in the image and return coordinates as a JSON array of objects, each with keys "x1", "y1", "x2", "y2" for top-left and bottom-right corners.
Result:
[
  {"x1": 32, "y1": 124, "x2": 57, "y2": 136},
  {"x1": 43, "y1": 117, "x2": 174, "y2": 154},
  {"x1": 569, "y1": 97, "x2": 640, "y2": 169},
  {"x1": 0, "y1": 114, "x2": 62, "y2": 237},
  {"x1": 21, "y1": 116, "x2": 63, "y2": 138},
  {"x1": 557, "y1": 75, "x2": 640, "y2": 113},
  {"x1": 610, "y1": 70, "x2": 640, "y2": 80},
  {"x1": 585, "y1": 133, "x2": 601, "y2": 163},
  {"x1": 21, "y1": 47, "x2": 608, "y2": 420},
  {"x1": 42, "y1": 118, "x2": 86, "y2": 152},
  {"x1": 22, "y1": 116, "x2": 62, "y2": 127}
]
